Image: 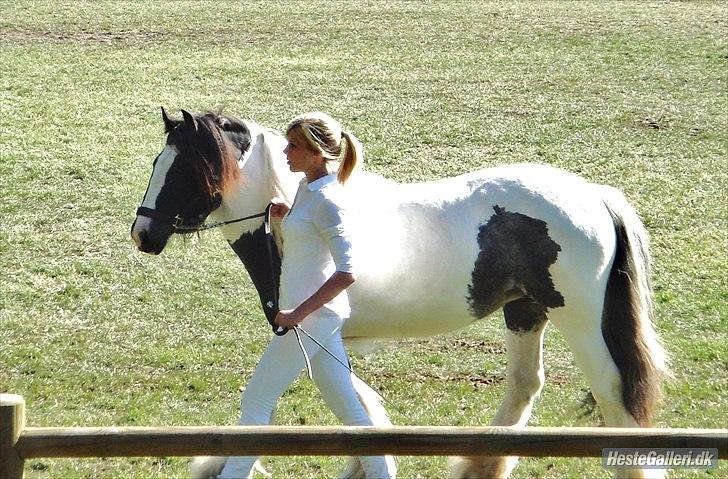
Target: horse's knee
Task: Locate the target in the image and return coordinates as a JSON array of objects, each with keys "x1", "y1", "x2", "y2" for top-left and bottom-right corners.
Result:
[
  {"x1": 449, "y1": 456, "x2": 519, "y2": 479},
  {"x1": 501, "y1": 361, "x2": 545, "y2": 415},
  {"x1": 503, "y1": 329, "x2": 546, "y2": 397},
  {"x1": 511, "y1": 367, "x2": 544, "y2": 396},
  {"x1": 492, "y1": 328, "x2": 547, "y2": 426}
]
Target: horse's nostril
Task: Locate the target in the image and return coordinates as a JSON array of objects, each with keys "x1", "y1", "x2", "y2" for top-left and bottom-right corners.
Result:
[{"x1": 134, "y1": 230, "x2": 147, "y2": 250}]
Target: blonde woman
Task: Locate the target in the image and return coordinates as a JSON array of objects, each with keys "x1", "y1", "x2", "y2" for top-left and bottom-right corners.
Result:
[{"x1": 218, "y1": 112, "x2": 395, "y2": 479}]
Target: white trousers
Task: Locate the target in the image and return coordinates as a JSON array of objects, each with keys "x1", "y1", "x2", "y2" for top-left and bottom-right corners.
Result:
[{"x1": 218, "y1": 311, "x2": 394, "y2": 479}]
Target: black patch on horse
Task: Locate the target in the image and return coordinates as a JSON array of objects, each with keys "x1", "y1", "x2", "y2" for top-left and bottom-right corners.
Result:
[
  {"x1": 229, "y1": 224, "x2": 281, "y2": 325},
  {"x1": 467, "y1": 205, "x2": 565, "y2": 332},
  {"x1": 503, "y1": 297, "x2": 549, "y2": 333}
]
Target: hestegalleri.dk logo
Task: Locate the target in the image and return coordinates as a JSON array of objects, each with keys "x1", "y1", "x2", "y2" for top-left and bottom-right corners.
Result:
[{"x1": 602, "y1": 448, "x2": 718, "y2": 469}]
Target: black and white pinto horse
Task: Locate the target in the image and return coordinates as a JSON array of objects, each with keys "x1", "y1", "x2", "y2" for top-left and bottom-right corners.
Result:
[{"x1": 131, "y1": 110, "x2": 668, "y2": 479}]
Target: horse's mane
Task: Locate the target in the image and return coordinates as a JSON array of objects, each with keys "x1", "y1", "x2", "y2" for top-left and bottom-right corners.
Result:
[
  {"x1": 167, "y1": 112, "x2": 245, "y2": 200},
  {"x1": 231, "y1": 117, "x2": 298, "y2": 206}
]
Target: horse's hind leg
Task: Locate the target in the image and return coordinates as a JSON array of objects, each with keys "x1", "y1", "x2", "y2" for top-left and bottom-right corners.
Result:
[
  {"x1": 553, "y1": 321, "x2": 665, "y2": 479},
  {"x1": 451, "y1": 299, "x2": 548, "y2": 479}
]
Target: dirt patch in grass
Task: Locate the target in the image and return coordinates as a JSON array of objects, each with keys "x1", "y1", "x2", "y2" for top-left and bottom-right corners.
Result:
[
  {"x1": 448, "y1": 338, "x2": 506, "y2": 355},
  {"x1": 376, "y1": 369, "x2": 506, "y2": 388},
  {"x1": 1, "y1": 28, "x2": 163, "y2": 44}
]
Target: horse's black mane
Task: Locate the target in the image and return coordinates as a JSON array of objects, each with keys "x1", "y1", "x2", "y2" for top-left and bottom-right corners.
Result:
[
  {"x1": 201, "y1": 111, "x2": 252, "y2": 154},
  {"x1": 165, "y1": 110, "x2": 246, "y2": 198}
]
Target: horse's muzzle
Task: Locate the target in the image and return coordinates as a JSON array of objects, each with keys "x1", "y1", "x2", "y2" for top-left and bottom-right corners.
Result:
[{"x1": 131, "y1": 216, "x2": 173, "y2": 255}]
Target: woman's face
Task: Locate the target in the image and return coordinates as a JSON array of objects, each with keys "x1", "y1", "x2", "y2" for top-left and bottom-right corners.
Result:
[{"x1": 284, "y1": 129, "x2": 326, "y2": 178}]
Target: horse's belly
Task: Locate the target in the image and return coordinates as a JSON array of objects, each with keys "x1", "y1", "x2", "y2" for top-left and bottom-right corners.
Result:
[
  {"x1": 343, "y1": 258, "x2": 478, "y2": 339},
  {"x1": 343, "y1": 305, "x2": 475, "y2": 338},
  {"x1": 343, "y1": 299, "x2": 475, "y2": 338}
]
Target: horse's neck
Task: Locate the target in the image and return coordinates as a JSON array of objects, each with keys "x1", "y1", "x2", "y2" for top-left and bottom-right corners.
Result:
[
  {"x1": 258, "y1": 127, "x2": 300, "y2": 205},
  {"x1": 210, "y1": 123, "x2": 301, "y2": 240}
]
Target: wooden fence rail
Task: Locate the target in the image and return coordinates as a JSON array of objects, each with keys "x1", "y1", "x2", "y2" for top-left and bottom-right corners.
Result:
[{"x1": 3, "y1": 394, "x2": 726, "y2": 478}]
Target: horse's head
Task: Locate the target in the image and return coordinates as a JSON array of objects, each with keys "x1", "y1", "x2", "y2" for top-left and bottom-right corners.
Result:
[{"x1": 130, "y1": 108, "x2": 247, "y2": 254}]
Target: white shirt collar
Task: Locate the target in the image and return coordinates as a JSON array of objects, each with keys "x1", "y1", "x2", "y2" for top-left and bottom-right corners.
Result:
[{"x1": 306, "y1": 173, "x2": 338, "y2": 191}]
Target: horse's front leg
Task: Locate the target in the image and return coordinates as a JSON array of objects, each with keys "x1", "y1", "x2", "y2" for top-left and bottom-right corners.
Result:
[{"x1": 451, "y1": 302, "x2": 548, "y2": 479}]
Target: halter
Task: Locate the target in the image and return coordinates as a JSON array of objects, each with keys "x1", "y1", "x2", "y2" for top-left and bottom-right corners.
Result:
[{"x1": 135, "y1": 205, "x2": 267, "y2": 234}]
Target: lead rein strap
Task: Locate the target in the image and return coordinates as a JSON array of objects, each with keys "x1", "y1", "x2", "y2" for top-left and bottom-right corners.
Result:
[
  {"x1": 292, "y1": 324, "x2": 392, "y2": 407},
  {"x1": 263, "y1": 204, "x2": 287, "y2": 337},
  {"x1": 294, "y1": 325, "x2": 354, "y2": 375},
  {"x1": 293, "y1": 327, "x2": 313, "y2": 380}
]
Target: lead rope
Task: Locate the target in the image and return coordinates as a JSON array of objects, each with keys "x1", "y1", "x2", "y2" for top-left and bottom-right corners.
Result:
[
  {"x1": 292, "y1": 324, "x2": 395, "y2": 409},
  {"x1": 293, "y1": 327, "x2": 313, "y2": 380},
  {"x1": 294, "y1": 325, "x2": 354, "y2": 377}
]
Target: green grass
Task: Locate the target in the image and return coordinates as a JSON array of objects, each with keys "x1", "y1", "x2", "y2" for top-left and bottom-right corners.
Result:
[{"x1": 1, "y1": 1, "x2": 726, "y2": 478}]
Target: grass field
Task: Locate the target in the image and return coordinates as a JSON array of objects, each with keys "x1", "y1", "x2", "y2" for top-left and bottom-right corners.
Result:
[{"x1": 1, "y1": 1, "x2": 726, "y2": 478}]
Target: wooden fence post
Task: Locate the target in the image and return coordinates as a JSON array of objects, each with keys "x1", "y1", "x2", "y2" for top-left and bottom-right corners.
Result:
[{"x1": 1, "y1": 394, "x2": 25, "y2": 479}]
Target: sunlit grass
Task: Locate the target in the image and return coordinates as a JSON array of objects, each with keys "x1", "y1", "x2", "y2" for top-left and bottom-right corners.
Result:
[{"x1": 1, "y1": 1, "x2": 726, "y2": 477}]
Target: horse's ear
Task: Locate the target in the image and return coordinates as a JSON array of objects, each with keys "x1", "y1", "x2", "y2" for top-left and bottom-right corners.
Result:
[
  {"x1": 181, "y1": 109, "x2": 198, "y2": 132},
  {"x1": 161, "y1": 107, "x2": 178, "y2": 133}
]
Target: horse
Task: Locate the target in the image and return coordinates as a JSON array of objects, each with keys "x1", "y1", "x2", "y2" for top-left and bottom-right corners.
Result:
[{"x1": 130, "y1": 109, "x2": 668, "y2": 479}]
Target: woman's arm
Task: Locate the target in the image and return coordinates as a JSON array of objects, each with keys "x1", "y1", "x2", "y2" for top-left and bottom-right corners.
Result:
[{"x1": 274, "y1": 271, "x2": 355, "y2": 329}]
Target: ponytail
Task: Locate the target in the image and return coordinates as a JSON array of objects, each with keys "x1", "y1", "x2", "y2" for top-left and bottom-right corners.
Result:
[
  {"x1": 286, "y1": 112, "x2": 363, "y2": 184},
  {"x1": 337, "y1": 130, "x2": 362, "y2": 184}
]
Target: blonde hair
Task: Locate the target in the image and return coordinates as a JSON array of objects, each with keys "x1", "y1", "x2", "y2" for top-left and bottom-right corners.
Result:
[{"x1": 286, "y1": 112, "x2": 362, "y2": 184}]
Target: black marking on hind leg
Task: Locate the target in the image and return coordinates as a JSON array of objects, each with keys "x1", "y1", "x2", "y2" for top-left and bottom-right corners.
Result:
[
  {"x1": 467, "y1": 205, "x2": 565, "y2": 321},
  {"x1": 504, "y1": 297, "x2": 549, "y2": 333}
]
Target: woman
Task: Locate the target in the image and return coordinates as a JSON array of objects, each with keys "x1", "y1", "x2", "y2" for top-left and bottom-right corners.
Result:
[{"x1": 218, "y1": 112, "x2": 395, "y2": 479}]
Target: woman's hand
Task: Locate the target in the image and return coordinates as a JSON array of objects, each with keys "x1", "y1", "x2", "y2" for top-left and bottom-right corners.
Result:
[
  {"x1": 269, "y1": 198, "x2": 290, "y2": 218},
  {"x1": 274, "y1": 308, "x2": 306, "y2": 329}
]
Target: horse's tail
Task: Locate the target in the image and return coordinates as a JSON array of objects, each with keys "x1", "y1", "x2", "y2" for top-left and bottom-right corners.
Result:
[
  {"x1": 600, "y1": 187, "x2": 669, "y2": 426},
  {"x1": 338, "y1": 374, "x2": 397, "y2": 479}
]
